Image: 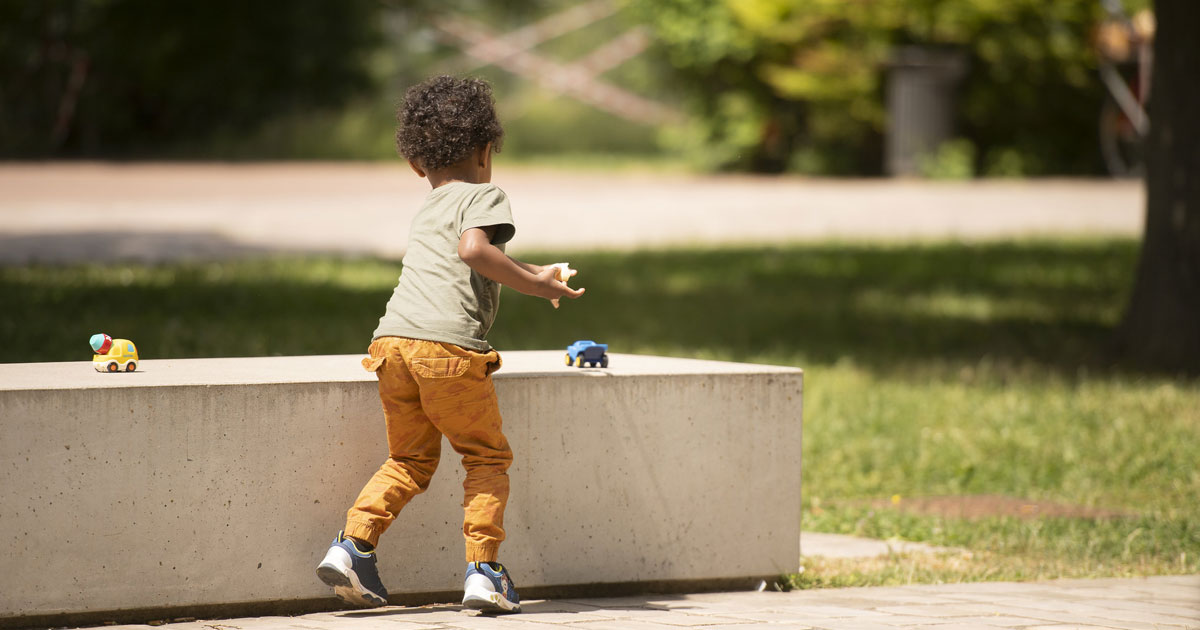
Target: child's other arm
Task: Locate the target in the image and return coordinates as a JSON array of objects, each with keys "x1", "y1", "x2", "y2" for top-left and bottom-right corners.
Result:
[{"x1": 458, "y1": 227, "x2": 585, "y2": 302}]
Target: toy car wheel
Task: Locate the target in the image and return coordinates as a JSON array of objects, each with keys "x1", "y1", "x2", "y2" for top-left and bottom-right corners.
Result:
[
  {"x1": 107, "y1": 362, "x2": 118, "y2": 373},
  {"x1": 574, "y1": 355, "x2": 583, "y2": 368},
  {"x1": 565, "y1": 353, "x2": 573, "y2": 366},
  {"x1": 126, "y1": 362, "x2": 136, "y2": 372},
  {"x1": 601, "y1": 355, "x2": 609, "y2": 368}
]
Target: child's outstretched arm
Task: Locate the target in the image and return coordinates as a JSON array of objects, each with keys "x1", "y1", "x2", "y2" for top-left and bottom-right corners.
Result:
[{"x1": 458, "y1": 226, "x2": 585, "y2": 303}]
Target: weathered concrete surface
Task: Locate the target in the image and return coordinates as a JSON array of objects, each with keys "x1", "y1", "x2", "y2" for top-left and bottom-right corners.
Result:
[
  {"x1": 0, "y1": 352, "x2": 802, "y2": 623},
  {"x1": 0, "y1": 163, "x2": 1143, "y2": 264}
]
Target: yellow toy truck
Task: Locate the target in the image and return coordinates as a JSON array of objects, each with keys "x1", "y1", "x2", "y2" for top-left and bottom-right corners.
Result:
[{"x1": 90, "y1": 333, "x2": 138, "y2": 372}]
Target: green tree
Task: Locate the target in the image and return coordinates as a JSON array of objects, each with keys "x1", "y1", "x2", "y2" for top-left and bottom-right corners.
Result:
[
  {"x1": 0, "y1": 0, "x2": 381, "y2": 157},
  {"x1": 637, "y1": 0, "x2": 1117, "y2": 175}
]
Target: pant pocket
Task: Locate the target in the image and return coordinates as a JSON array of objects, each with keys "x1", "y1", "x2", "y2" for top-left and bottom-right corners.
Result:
[
  {"x1": 411, "y1": 356, "x2": 470, "y2": 379},
  {"x1": 484, "y1": 351, "x2": 502, "y2": 376},
  {"x1": 362, "y1": 340, "x2": 386, "y2": 372}
]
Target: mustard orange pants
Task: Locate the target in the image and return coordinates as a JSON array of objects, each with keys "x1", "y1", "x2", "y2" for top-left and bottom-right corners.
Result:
[{"x1": 346, "y1": 336, "x2": 511, "y2": 562}]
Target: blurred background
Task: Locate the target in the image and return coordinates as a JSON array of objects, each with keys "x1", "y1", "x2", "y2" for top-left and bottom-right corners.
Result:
[
  {"x1": 3, "y1": 0, "x2": 1197, "y2": 591},
  {"x1": 0, "y1": 0, "x2": 1155, "y2": 175}
]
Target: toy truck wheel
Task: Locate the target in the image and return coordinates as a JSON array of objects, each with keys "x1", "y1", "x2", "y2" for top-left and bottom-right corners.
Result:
[
  {"x1": 600, "y1": 355, "x2": 609, "y2": 368},
  {"x1": 126, "y1": 361, "x2": 136, "y2": 372},
  {"x1": 565, "y1": 353, "x2": 573, "y2": 366},
  {"x1": 574, "y1": 355, "x2": 583, "y2": 368},
  {"x1": 107, "y1": 362, "x2": 118, "y2": 373}
]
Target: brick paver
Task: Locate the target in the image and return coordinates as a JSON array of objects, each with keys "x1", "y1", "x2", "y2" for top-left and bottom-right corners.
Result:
[{"x1": 89, "y1": 575, "x2": 1197, "y2": 630}]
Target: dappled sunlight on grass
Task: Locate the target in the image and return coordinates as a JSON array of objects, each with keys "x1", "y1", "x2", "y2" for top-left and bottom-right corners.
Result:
[
  {"x1": 492, "y1": 239, "x2": 1139, "y2": 375},
  {"x1": 1, "y1": 257, "x2": 401, "y2": 360},
  {"x1": 850, "y1": 288, "x2": 1117, "y2": 325}
]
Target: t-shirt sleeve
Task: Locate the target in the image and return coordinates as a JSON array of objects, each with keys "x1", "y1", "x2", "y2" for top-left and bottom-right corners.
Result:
[{"x1": 460, "y1": 184, "x2": 516, "y2": 245}]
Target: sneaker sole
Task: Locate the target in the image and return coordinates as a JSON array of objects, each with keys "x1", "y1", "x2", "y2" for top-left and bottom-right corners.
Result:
[
  {"x1": 317, "y1": 554, "x2": 387, "y2": 608},
  {"x1": 316, "y1": 564, "x2": 351, "y2": 588},
  {"x1": 463, "y1": 591, "x2": 520, "y2": 614}
]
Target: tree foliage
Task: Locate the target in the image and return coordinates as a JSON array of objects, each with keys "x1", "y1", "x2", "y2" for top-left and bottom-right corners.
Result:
[
  {"x1": 0, "y1": 0, "x2": 382, "y2": 157},
  {"x1": 637, "y1": 0, "x2": 1132, "y2": 174}
]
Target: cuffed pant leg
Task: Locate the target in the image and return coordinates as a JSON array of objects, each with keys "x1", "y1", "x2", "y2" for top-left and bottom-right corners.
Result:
[
  {"x1": 414, "y1": 346, "x2": 512, "y2": 563},
  {"x1": 346, "y1": 338, "x2": 441, "y2": 546}
]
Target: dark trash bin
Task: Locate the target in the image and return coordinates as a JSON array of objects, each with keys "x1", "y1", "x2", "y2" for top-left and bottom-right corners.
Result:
[{"x1": 886, "y1": 46, "x2": 968, "y2": 176}]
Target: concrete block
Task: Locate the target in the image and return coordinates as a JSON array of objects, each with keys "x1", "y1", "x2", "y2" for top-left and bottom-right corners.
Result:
[{"x1": 0, "y1": 351, "x2": 802, "y2": 624}]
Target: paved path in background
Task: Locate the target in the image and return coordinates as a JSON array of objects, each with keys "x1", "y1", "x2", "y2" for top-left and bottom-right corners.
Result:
[
  {"x1": 94, "y1": 575, "x2": 1197, "y2": 630},
  {"x1": 0, "y1": 163, "x2": 1143, "y2": 264},
  {"x1": 800, "y1": 531, "x2": 957, "y2": 559}
]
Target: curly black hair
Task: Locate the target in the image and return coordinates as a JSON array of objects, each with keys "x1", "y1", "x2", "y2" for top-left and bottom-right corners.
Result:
[{"x1": 395, "y1": 76, "x2": 504, "y2": 170}]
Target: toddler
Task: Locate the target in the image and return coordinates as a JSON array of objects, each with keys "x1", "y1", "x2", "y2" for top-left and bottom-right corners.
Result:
[{"x1": 315, "y1": 75, "x2": 583, "y2": 613}]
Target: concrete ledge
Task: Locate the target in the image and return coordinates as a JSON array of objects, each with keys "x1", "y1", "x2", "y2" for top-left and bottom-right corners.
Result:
[{"x1": 0, "y1": 352, "x2": 802, "y2": 624}]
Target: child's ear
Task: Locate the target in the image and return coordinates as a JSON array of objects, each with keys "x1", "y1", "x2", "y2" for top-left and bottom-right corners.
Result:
[
  {"x1": 408, "y1": 160, "x2": 427, "y2": 178},
  {"x1": 478, "y1": 142, "x2": 493, "y2": 168}
]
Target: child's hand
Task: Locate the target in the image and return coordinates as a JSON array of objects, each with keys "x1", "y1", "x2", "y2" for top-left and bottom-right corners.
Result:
[
  {"x1": 536, "y1": 264, "x2": 584, "y2": 308},
  {"x1": 549, "y1": 263, "x2": 576, "y2": 309}
]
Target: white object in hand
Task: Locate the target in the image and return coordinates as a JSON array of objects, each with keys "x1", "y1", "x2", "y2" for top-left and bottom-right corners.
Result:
[{"x1": 550, "y1": 262, "x2": 575, "y2": 309}]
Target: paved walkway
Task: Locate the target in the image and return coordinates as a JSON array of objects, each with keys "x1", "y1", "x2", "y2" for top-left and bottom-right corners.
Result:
[
  {"x1": 95, "y1": 576, "x2": 1197, "y2": 630},
  {"x1": 800, "y1": 532, "x2": 956, "y2": 559},
  {"x1": 0, "y1": 163, "x2": 1143, "y2": 264}
]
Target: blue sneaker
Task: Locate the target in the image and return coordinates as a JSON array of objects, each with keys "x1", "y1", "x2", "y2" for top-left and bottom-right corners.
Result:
[
  {"x1": 316, "y1": 531, "x2": 388, "y2": 608},
  {"x1": 462, "y1": 561, "x2": 521, "y2": 613}
]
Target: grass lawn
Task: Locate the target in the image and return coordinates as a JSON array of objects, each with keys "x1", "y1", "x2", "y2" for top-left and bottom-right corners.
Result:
[{"x1": 4, "y1": 239, "x2": 1198, "y2": 586}]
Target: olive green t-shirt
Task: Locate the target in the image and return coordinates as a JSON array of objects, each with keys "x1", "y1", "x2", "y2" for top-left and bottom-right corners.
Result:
[{"x1": 372, "y1": 182, "x2": 516, "y2": 352}]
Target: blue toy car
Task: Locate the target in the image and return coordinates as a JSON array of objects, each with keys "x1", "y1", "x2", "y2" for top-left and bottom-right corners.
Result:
[{"x1": 566, "y1": 340, "x2": 609, "y2": 368}]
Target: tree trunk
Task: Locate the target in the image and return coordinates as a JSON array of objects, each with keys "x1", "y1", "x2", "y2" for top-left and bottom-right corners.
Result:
[{"x1": 1118, "y1": 0, "x2": 1200, "y2": 373}]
